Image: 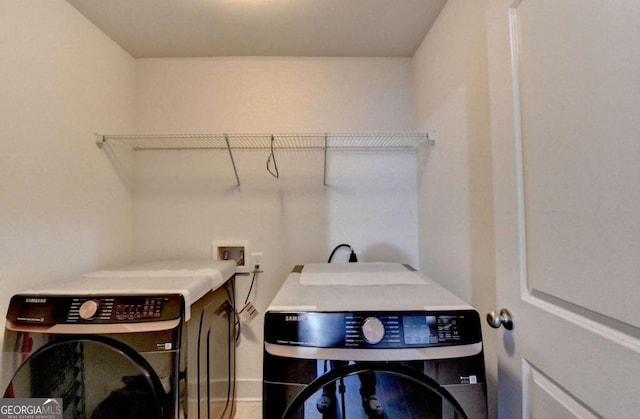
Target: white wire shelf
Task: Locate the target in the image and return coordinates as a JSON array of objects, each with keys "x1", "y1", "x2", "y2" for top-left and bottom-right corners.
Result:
[
  {"x1": 95, "y1": 132, "x2": 432, "y2": 151},
  {"x1": 95, "y1": 132, "x2": 434, "y2": 188}
]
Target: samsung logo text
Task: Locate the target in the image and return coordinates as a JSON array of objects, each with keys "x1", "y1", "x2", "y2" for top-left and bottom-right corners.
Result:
[{"x1": 25, "y1": 298, "x2": 47, "y2": 304}]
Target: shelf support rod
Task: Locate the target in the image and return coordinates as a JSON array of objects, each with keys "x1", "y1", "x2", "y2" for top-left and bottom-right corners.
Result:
[
  {"x1": 323, "y1": 134, "x2": 328, "y2": 187},
  {"x1": 225, "y1": 135, "x2": 241, "y2": 190}
]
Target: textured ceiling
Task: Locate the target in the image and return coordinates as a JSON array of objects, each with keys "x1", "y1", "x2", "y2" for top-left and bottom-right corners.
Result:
[{"x1": 66, "y1": 0, "x2": 447, "y2": 58}]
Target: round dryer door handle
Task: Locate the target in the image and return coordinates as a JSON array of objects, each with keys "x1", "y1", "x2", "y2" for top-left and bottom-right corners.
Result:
[{"x1": 486, "y1": 308, "x2": 514, "y2": 330}]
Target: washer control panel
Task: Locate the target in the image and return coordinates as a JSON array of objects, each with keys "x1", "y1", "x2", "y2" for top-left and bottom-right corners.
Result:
[
  {"x1": 265, "y1": 310, "x2": 482, "y2": 348},
  {"x1": 7, "y1": 294, "x2": 183, "y2": 325}
]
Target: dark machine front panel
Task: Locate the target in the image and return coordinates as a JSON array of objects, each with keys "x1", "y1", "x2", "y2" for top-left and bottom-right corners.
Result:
[
  {"x1": 3, "y1": 294, "x2": 186, "y2": 418},
  {"x1": 7, "y1": 294, "x2": 183, "y2": 325},
  {"x1": 263, "y1": 310, "x2": 487, "y2": 419},
  {"x1": 264, "y1": 310, "x2": 482, "y2": 349}
]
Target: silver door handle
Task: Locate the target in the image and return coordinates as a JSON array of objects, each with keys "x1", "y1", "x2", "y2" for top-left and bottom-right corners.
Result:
[{"x1": 486, "y1": 308, "x2": 514, "y2": 330}]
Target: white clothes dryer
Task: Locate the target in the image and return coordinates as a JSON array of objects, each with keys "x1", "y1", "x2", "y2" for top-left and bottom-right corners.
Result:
[
  {"x1": 263, "y1": 263, "x2": 487, "y2": 419},
  {"x1": 1, "y1": 260, "x2": 237, "y2": 419}
]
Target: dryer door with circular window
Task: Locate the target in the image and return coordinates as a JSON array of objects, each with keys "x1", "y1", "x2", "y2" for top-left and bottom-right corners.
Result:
[
  {"x1": 282, "y1": 362, "x2": 470, "y2": 419},
  {"x1": 4, "y1": 337, "x2": 174, "y2": 419}
]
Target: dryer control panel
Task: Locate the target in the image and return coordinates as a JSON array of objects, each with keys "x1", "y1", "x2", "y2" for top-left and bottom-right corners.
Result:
[
  {"x1": 265, "y1": 310, "x2": 482, "y2": 348},
  {"x1": 7, "y1": 294, "x2": 183, "y2": 325}
]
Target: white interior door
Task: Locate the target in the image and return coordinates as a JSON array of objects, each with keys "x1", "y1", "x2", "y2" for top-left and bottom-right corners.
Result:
[{"x1": 486, "y1": 0, "x2": 640, "y2": 417}]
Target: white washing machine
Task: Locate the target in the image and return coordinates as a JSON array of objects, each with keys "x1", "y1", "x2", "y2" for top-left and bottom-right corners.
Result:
[
  {"x1": 1, "y1": 260, "x2": 237, "y2": 419},
  {"x1": 263, "y1": 263, "x2": 487, "y2": 419}
]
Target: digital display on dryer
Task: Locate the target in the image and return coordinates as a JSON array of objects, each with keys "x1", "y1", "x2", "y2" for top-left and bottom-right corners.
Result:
[
  {"x1": 402, "y1": 315, "x2": 437, "y2": 344},
  {"x1": 402, "y1": 315, "x2": 463, "y2": 345}
]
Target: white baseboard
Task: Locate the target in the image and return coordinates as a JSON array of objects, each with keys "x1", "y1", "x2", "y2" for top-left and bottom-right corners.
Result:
[{"x1": 233, "y1": 378, "x2": 263, "y2": 402}]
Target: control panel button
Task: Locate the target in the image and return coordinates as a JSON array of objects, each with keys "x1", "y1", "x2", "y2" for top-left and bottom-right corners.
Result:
[
  {"x1": 79, "y1": 299, "x2": 100, "y2": 320},
  {"x1": 362, "y1": 317, "x2": 385, "y2": 344}
]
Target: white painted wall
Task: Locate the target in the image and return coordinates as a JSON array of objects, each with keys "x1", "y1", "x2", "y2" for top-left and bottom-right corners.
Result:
[
  {"x1": 0, "y1": 2, "x2": 500, "y2": 410},
  {"x1": 0, "y1": 0, "x2": 135, "y2": 365},
  {"x1": 412, "y1": 1, "x2": 497, "y2": 417},
  {"x1": 131, "y1": 57, "x2": 417, "y2": 398}
]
